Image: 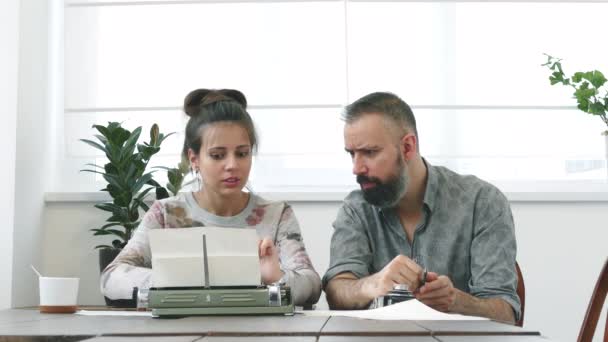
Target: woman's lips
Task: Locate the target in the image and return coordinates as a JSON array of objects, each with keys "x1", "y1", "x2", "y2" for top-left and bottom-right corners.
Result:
[{"x1": 223, "y1": 177, "x2": 240, "y2": 187}]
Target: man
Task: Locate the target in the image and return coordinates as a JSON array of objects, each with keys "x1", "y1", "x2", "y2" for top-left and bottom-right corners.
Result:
[{"x1": 322, "y1": 92, "x2": 519, "y2": 323}]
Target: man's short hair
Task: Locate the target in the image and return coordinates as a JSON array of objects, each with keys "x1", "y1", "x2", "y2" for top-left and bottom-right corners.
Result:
[{"x1": 343, "y1": 92, "x2": 419, "y2": 144}]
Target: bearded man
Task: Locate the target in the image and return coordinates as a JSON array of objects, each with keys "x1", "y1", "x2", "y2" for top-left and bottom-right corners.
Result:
[{"x1": 322, "y1": 92, "x2": 520, "y2": 323}]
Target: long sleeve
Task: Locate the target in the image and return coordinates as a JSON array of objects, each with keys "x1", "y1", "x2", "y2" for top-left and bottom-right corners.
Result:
[
  {"x1": 274, "y1": 204, "x2": 322, "y2": 306},
  {"x1": 99, "y1": 201, "x2": 165, "y2": 300}
]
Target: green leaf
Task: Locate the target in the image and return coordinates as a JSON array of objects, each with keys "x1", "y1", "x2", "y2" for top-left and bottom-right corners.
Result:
[
  {"x1": 103, "y1": 229, "x2": 127, "y2": 240},
  {"x1": 139, "y1": 201, "x2": 150, "y2": 212},
  {"x1": 90, "y1": 229, "x2": 113, "y2": 236},
  {"x1": 549, "y1": 71, "x2": 566, "y2": 85},
  {"x1": 92, "y1": 124, "x2": 111, "y2": 139},
  {"x1": 167, "y1": 184, "x2": 177, "y2": 196},
  {"x1": 104, "y1": 163, "x2": 119, "y2": 176},
  {"x1": 80, "y1": 139, "x2": 106, "y2": 153},
  {"x1": 132, "y1": 173, "x2": 154, "y2": 194},
  {"x1": 103, "y1": 173, "x2": 128, "y2": 193},
  {"x1": 588, "y1": 102, "x2": 606, "y2": 115},
  {"x1": 572, "y1": 72, "x2": 585, "y2": 83},
  {"x1": 134, "y1": 186, "x2": 155, "y2": 202},
  {"x1": 577, "y1": 99, "x2": 590, "y2": 112},
  {"x1": 146, "y1": 179, "x2": 161, "y2": 187},
  {"x1": 156, "y1": 187, "x2": 170, "y2": 200},
  {"x1": 84, "y1": 163, "x2": 104, "y2": 170},
  {"x1": 94, "y1": 245, "x2": 113, "y2": 250},
  {"x1": 587, "y1": 70, "x2": 607, "y2": 89},
  {"x1": 138, "y1": 145, "x2": 160, "y2": 160},
  {"x1": 119, "y1": 127, "x2": 142, "y2": 162},
  {"x1": 94, "y1": 134, "x2": 107, "y2": 144},
  {"x1": 94, "y1": 202, "x2": 122, "y2": 213},
  {"x1": 80, "y1": 169, "x2": 107, "y2": 176},
  {"x1": 98, "y1": 222, "x2": 125, "y2": 230},
  {"x1": 150, "y1": 124, "x2": 160, "y2": 146},
  {"x1": 156, "y1": 132, "x2": 176, "y2": 146}
]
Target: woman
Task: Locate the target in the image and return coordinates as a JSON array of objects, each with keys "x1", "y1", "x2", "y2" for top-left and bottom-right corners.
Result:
[{"x1": 100, "y1": 89, "x2": 321, "y2": 306}]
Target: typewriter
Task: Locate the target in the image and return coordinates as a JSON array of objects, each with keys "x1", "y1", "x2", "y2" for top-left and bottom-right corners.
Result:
[{"x1": 147, "y1": 227, "x2": 294, "y2": 317}]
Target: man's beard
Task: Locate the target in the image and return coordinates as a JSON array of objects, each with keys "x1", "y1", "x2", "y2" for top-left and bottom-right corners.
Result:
[{"x1": 357, "y1": 156, "x2": 409, "y2": 208}]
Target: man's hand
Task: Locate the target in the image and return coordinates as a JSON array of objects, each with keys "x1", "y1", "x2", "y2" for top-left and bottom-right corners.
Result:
[
  {"x1": 415, "y1": 271, "x2": 456, "y2": 312},
  {"x1": 363, "y1": 255, "x2": 424, "y2": 299},
  {"x1": 415, "y1": 272, "x2": 515, "y2": 324},
  {"x1": 258, "y1": 238, "x2": 283, "y2": 284},
  {"x1": 325, "y1": 255, "x2": 423, "y2": 310}
]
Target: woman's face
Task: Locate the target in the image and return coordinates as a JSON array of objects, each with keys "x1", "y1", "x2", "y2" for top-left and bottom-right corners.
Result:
[{"x1": 189, "y1": 122, "x2": 253, "y2": 197}]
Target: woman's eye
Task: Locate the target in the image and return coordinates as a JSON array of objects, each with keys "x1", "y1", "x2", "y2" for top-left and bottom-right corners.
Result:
[
  {"x1": 210, "y1": 153, "x2": 224, "y2": 160},
  {"x1": 238, "y1": 151, "x2": 250, "y2": 158}
]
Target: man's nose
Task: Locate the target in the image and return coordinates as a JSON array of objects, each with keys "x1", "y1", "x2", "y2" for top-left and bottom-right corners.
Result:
[{"x1": 352, "y1": 155, "x2": 367, "y2": 175}]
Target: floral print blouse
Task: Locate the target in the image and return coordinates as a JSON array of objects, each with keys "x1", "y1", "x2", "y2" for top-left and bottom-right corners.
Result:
[{"x1": 100, "y1": 192, "x2": 321, "y2": 306}]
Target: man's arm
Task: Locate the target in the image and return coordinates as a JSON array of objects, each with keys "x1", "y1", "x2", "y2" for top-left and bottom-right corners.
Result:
[
  {"x1": 326, "y1": 255, "x2": 424, "y2": 310},
  {"x1": 416, "y1": 272, "x2": 515, "y2": 323},
  {"x1": 453, "y1": 290, "x2": 515, "y2": 323},
  {"x1": 325, "y1": 273, "x2": 375, "y2": 310}
]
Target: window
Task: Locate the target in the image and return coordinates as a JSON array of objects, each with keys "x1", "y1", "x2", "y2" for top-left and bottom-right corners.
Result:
[{"x1": 61, "y1": 0, "x2": 608, "y2": 195}]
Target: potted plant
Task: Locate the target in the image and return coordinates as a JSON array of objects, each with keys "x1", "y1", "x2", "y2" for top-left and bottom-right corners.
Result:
[
  {"x1": 80, "y1": 121, "x2": 185, "y2": 306},
  {"x1": 542, "y1": 54, "x2": 608, "y2": 161}
]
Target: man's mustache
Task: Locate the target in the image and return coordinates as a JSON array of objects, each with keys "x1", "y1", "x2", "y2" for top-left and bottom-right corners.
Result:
[{"x1": 356, "y1": 175, "x2": 382, "y2": 186}]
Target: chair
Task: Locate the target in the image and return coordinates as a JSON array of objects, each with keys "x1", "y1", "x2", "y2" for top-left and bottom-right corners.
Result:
[
  {"x1": 577, "y1": 257, "x2": 608, "y2": 342},
  {"x1": 515, "y1": 261, "x2": 525, "y2": 327}
]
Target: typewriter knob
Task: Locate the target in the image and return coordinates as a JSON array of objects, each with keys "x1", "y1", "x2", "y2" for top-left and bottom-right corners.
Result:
[
  {"x1": 393, "y1": 284, "x2": 409, "y2": 291},
  {"x1": 268, "y1": 284, "x2": 282, "y2": 307}
]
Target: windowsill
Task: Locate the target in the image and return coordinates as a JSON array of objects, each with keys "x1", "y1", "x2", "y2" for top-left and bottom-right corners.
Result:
[{"x1": 45, "y1": 180, "x2": 608, "y2": 203}]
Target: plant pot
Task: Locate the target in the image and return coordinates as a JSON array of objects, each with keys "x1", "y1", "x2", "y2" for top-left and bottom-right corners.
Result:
[{"x1": 99, "y1": 248, "x2": 136, "y2": 308}]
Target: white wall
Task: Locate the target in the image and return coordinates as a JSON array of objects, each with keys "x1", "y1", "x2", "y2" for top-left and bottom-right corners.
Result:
[
  {"x1": 41, "y1": 199, "x2": 607, "y2": 342},
  {"x1": 12, "y1": 0, "x2": 53, "y2": 307},
  {"x1": 0, "y1": 0, "x2": 19, "y2": 310}
]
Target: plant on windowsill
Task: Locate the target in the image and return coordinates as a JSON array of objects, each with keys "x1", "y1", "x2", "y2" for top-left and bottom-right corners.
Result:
[
  {"x1": 80, "y1": 121, "x2": 186, "y2": 307},
  {"x1": 542, "y1": 54, "x2": 608, "y2": 161}
]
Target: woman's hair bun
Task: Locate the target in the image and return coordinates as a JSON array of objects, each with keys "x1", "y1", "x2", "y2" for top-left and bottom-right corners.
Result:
[{"x1": 183, "y1": 88, "x2": 247, "y2": 117}]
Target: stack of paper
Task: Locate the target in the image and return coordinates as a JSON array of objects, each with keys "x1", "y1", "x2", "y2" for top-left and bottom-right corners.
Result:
[
  {"x1": 149, "y1": 227, "x2": 261, "y2": 287},
  {"x1": 298, "y1": 299, "x2": 488, "y2": 321}
]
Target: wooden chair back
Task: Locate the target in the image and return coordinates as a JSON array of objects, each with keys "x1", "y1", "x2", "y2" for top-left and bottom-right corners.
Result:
[
  {"x1": 515, "y1": 261, "x2": 525, "y2": 327},
  {"x1": 577, "y1": 257, "x2": 608, "y2": 342}
]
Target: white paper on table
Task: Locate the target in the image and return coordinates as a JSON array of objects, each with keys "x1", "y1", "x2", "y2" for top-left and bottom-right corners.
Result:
[
  {"x1": 76, "y1": 310, "x2": 153, "y2": 317},
  {"x1": 149, "y1": 227, "x2": 261, "y2": 287},
  {"x1": 297, "y1": 299, "x2": 488, "y2": 321}
]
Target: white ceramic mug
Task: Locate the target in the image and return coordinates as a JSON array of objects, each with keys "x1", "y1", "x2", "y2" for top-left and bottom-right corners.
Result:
[{"x1": 39, "y1": 276, "x2": 79, "y2": 313}]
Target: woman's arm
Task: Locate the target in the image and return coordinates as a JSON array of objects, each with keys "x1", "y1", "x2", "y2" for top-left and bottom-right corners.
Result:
[{"x1": 274, "y1": 204, "x2": 322, "y2": 306}]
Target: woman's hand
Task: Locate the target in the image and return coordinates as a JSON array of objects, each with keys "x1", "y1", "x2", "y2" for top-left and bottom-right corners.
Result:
[{"x1": 258, "y1": 238, "x2": 283, "y2": 284}]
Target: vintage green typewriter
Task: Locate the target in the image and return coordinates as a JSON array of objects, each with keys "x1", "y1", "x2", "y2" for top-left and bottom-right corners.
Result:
[
  {"x1": 148, "y1": 284, "x2": 294, "y2": 317},
  {"x1": 147, "y1": 227, "x2": 294, "y2": 317}
]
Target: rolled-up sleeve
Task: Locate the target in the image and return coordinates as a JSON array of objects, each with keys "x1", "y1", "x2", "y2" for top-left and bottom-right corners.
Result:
[
  {"x1": 469, "y1": 186, "x2": 521, "y2": 321},
  {"x1": 322, "y1": 203, "x2": 372, "y2": 289}
]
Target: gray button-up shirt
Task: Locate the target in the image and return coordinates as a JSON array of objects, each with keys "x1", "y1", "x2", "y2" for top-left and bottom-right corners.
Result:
[{"x1": 323, "y1": 161, "x2": 520, "y2": 319}]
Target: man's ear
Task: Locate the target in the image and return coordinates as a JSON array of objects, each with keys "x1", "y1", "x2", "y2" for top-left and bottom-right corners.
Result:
[{"x1": 400, "y1": 133, "x2": 417, "y2": 161}]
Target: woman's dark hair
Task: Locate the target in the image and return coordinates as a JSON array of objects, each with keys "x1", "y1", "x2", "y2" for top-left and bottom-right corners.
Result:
[{"x1": 182, "y1": 88, "x2": 258, "y2": 159}]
